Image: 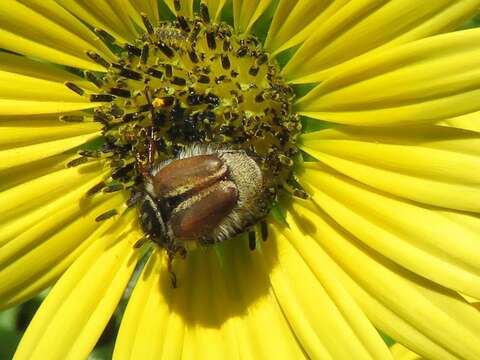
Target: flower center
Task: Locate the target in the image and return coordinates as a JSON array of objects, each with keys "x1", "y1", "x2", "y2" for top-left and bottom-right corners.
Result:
[{"x1": 65, "y1": 11, "x2": 301, "y2": 225}]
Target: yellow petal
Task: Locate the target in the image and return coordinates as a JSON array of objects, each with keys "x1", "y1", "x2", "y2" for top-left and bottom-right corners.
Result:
[
  {"x1": 0, "y1": 69, "x2": 97, "y2": 116},
  {"x1": 297, "y1": 164, "x2": 480, "y2": 300},
  {"x1": 0, "y1": 52, "x2": 89, "y2": 84},
  {"x1": 282, "y1": 0, "x2": 480, "y2": 83},
  {"x1": 233, "y1": 0, "x2": 273, "y2": 34},
  {"x1": 15, "y1": 0, "x2": 116, "y2": 62},
  {"x1": 0, "y1": 71, "x2": 88, "y2": 102},
  {"x1": 129, "y1": 0, "x2": 160, "y2": 24},
  {"x1": 265, "y1": 0, "x2": 349, "y2": 56},
  {"x1": 0, "y1": 120, "x2": 101, "y2": 150},
  {"x1": 56, "y1": 0, "x2": 136, "y2": 43},
  {"x1": 85, "y1": 0, "x2": 140, "y2": 40},
  {"x1": 0, "y1": 99, "x2": 96, "y2": 116},
  {"x1": 113, "y1": 251, "x2": 176, "y2": 360},
  {"x1": 106, "y1": 0, "x2": 142, "y2": 37},
  {"x1": 0, "y1": 132, "x2": 101, "y2": 171},
  {"x1": 0, "y1": 190, "x2": 127, "y2": 310},
  {"x1": 390, "y1": 344, "x2": 424, "y2": 360},
  {"x1": 208, "y1": 236, "x2": 304, "y2": 359},
  {"x1": 264, "y1": 222, "x2": 392, "y2": 359},
  {"x1": 207, "y1": 0, "x2": 227, "y2": 22},
  {"x1": 0, "y1": 160, "x2": 105, "y2": 247},
  {"x1": 460, "y1": 293, "x2": 480, "y2": 304},
  {"x1": 0, "y1": 153, "x2": 72, "y2": 192},
  {"x1": 116, "y1": 236, "x2": 304, "y2": 359},
  {"x1": 439, "y1": 111, "x2": 480, "y2": 132},
  {"x1": 0, "y1": 0, "x2": 110, "y2": 70},
  {"x1": 163, "y1": 0, "x2": 194, "y2": 18},
  {"x1": 13, "y1": 217, "x2": 140, "y2": 360},
  {"x1": 286, "y1": 198, "x2": 480, "y2": 360},
  {"x1": 296, "y1": 29, "x2": 480, "y2": 125},
  {"x1": 300, "y1": 125, "x2": 480, "y2": 212},
  {"x1": 0, "y1": 29, "x2": 103, "y2": 72},
  {"x1": 112, "y1": 0, "x2": 155, "y2": 34}
]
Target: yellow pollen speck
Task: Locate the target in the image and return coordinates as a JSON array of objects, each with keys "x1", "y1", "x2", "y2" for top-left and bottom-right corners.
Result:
[{"x1": 152, "y1": 97, "x2": 167, "y2": 108}]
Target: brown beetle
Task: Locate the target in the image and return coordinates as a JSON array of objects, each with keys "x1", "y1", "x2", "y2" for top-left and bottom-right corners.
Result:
[{"x1": 136, "y1": 143, "x2": 271, "y2": 287}]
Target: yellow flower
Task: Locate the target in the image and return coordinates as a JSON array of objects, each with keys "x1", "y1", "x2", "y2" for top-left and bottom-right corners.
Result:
[{"x1": 2, "y1": 1, "x2": 480, "y2": 359}]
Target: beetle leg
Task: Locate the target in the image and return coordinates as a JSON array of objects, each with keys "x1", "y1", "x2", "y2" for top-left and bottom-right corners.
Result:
[
  {"x1": 135, "y1": 153, "x2": 150, "y2": 179},
  {"x1": 248, "y1": 231, "x2": 256, "y2": 251},
  {"x1": 127, "y1": 189, "x2": 143, "y2": 207},
  {"x1": 167, "y1": 251, "x2": 177, "y2": 288},
  {"x1": 168, "y1": 265, "x2": 177, "y2": 288},
  {"x1": 199, "y1": 236, "x2": 215, "y2": 247},
  {"x1": 144, "y1": 86, "x2": 158, "y2": 169},
  {"x1": 146, "y1": 126, "x2": 156, "y2": 168},
  {"x1": 134, "y1": 236, "x2": 149, "y2": 248},
  {"x1": 165, "y1": 242, "x2": 186, "y2": 288},
  {"x1": 176, "y1": 245, "x2": 187, "y2": 259},
  {"x1": 260, "y1": 220, "x2": 268, "y2": 241},
  {"x1": 135, "y1": 126, "x2": 156, "y2": 179},
  {"x1": 281, "y1": 180, "x2": 309, "y2": 200}
]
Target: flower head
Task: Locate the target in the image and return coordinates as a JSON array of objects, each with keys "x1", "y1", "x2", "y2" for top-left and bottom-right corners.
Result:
[{"x1": 2, "y1": 1, "x2": 480, "y2": 359}]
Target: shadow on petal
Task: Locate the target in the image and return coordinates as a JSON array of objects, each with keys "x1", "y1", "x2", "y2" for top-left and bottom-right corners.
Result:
[{"x1": 139, "y1": 229, "x2": 279, "y2": 328}]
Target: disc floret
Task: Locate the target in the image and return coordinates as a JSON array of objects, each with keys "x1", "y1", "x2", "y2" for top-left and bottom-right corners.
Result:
[{"x1": 65, "y1": 11, "x2": 301, "y2": 227}]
